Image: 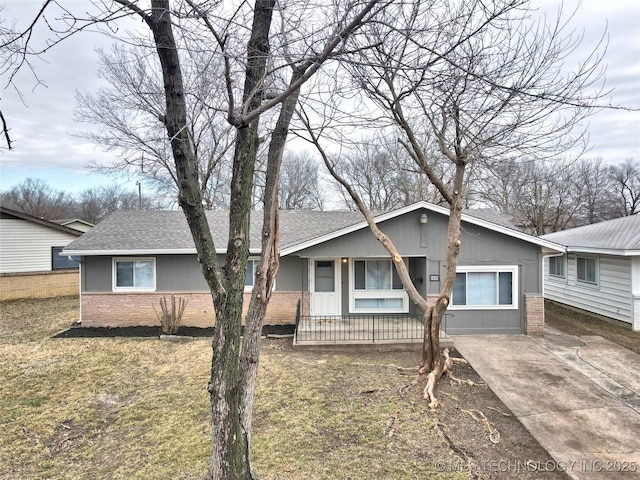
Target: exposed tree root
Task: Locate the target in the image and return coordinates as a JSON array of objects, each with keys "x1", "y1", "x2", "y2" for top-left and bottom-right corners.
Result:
[
  {"x1": 349, "y1": 361, "x2": 418, "y2": 372},
  {"x1": 447, "y1": 371, "x2": 476, "y2": 387},
  {"x1": 463, "y1": 409, "x2": 501, "y2": 444},
  {"x1": 399, "y1": 348, "x2": 472, "y2": 406},
  {"x1": 424, "y1": 348, "x2": 463, "y2": 409},
  {"x1": 487, "y1": 406, "x2": 512, "y2": 417}
]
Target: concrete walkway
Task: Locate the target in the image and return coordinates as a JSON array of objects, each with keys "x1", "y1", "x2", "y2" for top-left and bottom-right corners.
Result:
[{"x1": 453, "y1": 328, "x2": 640, "y2": 480}]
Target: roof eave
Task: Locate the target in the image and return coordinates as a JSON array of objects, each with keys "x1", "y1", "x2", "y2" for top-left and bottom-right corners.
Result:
[
  {"x1": 565, "y1": 247, "x2": 640, "y2": 256},
  {"x1": 62, "y1": 248, "x2": 263, "y2": 256}
]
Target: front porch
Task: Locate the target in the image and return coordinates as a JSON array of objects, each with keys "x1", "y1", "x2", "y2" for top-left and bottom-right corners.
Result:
[{"x1": 293, "y1": 308, "x2": 453, "y2": 350}]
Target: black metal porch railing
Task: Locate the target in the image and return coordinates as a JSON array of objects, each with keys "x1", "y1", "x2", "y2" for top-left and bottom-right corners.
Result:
[{"x1": 295, "y1": 312, "x2": 425, "y2": 343}]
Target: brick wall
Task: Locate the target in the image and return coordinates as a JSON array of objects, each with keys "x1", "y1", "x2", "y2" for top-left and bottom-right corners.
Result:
[
  {"x1": 80, "y1": 290, "x2": 307, "y2": 328},
  {"x1": 524, "y1": 294, "x2": 545, "y2": 335},
  {"x1": 0, "y1": 271, "x2": 79, "y2": 301}
]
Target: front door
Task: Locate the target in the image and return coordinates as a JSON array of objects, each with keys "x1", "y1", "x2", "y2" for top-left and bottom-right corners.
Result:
[{"x1": 310, "y1": 259, "x2": 340, "y2": 316}]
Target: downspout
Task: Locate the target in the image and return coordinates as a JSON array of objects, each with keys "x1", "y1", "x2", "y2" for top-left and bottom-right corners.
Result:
[
  {"x1": 541, "y1": 249, "x2": 566, "y2": 297},
  {"x1": 68, "y1": 255, "x2": 84, "y2": 325},
  {"x1": 535, "y1": 248, "x2": 565, "y2": 335}
]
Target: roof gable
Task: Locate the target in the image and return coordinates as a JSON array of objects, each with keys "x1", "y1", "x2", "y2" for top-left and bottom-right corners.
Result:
[{"x1": 280, "y1": 202, "x2": 563, "y2": 255}]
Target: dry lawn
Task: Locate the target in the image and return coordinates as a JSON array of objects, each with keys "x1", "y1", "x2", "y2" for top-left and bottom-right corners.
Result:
[
  {"x1": 545, "y1": 300, "x2": 640, "y2": 354},
  {"x1": 1, "y1": 296, "x2": 567, "y2": 479}
]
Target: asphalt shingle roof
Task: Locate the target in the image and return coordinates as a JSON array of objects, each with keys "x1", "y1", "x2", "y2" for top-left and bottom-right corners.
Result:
[
  {"x1": 542, "y1": 215, "x2": 640, "y2": 252},
  {"x1": 64, "y1": 210, "x2": 368, "y2": 253},
  {"x1": 63, "y1": 203, "x2": 525, "y2": 254}
]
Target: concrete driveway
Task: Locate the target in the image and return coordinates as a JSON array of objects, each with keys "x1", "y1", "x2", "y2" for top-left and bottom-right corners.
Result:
[{"x1": 453, "y1": 327, "x2": 640, "y2": 480}]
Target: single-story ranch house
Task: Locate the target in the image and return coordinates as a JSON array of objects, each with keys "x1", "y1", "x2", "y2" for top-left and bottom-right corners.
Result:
[
  {"x1": 542, "y1": 215, "x2": 640, "y2": 332},
  {"x1": 62, "y1": 201, "x2": 564, "y2": 338}
]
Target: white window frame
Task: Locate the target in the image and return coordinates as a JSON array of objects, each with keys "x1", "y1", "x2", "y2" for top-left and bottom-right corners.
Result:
[
  {"x1": 449, "y1": 265, "x2": 518, "y2": 310},
  {"x1": 576, "y1": 255, "x2": 598, "y2": 286},
  {"x1": 244, "y1": 257, "x2": 275, "y2": 292},
  {"x1": 349, "y1": 258, "x2": 409, "y2": 314},
  {"x1": 112, "y1": 257, "x2": 156, "y2": 292},
  {"x1": 548, "y1": 255, "x2": 566, "y2": 279}
]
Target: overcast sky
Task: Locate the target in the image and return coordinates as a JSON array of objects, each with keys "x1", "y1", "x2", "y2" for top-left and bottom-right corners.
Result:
[{"x1": 1, "y1": 0, "x2": 639, "y2": 196}]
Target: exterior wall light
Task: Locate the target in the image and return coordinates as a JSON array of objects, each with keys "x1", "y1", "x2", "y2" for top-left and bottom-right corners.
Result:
[
  {"x1": 420, "y1": 213, "x2": 428, "y2": 224},
  {"x1": 341, "y1": 258, "x2": 348, "y2": 263}
]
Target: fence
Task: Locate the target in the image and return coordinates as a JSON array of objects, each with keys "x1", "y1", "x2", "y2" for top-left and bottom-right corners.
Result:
[{"x1": 295, "y1": 307, "x2": 424, "y2": 344}]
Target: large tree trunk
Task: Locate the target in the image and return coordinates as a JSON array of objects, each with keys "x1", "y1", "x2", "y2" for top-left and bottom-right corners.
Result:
[
  {"x1": 240, "y1": 78, "x2": 302, "y2": 447},
  {"x1": 147, "y1": 1, "x2": 274, "y2": 478},
  {"x1": 421, "y1": 163, "x2": 465, "y2": 369}
]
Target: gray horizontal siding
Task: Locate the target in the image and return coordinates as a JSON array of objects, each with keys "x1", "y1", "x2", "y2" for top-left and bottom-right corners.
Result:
[
  {"x1": 444, "y1": 309, "x2": 524, "y2": 335},
  {"x1": 297, "y1": 209, "x2": 540, "y2": 264},
  {"x1": 544, "y1": 254, "x2": 632, "y2": 324},
  {"x1": 82, "y1": 254, "x2": 305, "y2": 293}
]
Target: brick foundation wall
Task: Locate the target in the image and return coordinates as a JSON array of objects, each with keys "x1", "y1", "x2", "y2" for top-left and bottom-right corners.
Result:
[
  {"x1": 80, "y1": 290, "x2": 307, "y2": 328},
  {"x1": 525, "y1": 294, "x2": 545, "y2": 335},
  {"x1": 0, "y1": 271, "x2": 79, "y2": 301}
]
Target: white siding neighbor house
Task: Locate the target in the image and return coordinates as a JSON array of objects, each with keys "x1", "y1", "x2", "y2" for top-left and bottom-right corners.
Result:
[
  {"x1": 542, "y1": 215, "x2": 640, "y2": 331},
  {"x1": 0, "y1": 207, "x2": 83, "y2": 300}
]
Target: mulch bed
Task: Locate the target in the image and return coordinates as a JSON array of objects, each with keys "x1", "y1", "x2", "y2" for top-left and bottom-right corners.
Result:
[{"x1": 52, "y1": 324, "x2": 295, "y2": 338}]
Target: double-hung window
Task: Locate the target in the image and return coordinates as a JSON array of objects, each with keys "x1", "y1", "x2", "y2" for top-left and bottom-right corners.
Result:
[
  {"x1": 576, "y1": 256, "x2": 598, "y2": 285},
  {"x1": 113, "y1": 258, "x2": 155, "y2": 291},
  {"x1": 548, "y1": 255, "x2": 566, "y2": 278},
  {"x1": 351, "y1": 259, "x2": 408, "y2": 312},
  {"x1": 451, "y1": 266, "x2": 518, "y2": 309}
]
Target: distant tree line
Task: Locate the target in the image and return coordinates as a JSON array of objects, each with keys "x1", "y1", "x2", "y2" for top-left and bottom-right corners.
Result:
[
  {"x1": 329, "y1": 142, "x2": 638, "y2": 234},
  {"x1": 0, "y1": 178, "x2": 158, "y2": 224},
  {"x1": 2, "y1": 155, "x2": 637, "y2": 232}
]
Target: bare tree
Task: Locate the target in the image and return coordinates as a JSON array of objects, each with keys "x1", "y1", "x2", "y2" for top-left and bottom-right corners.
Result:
[
  {"x1": 0, "y1": 177, "x2": 160, "y2": 223},
  {"x1": 76, "y1": 184, "x2": 157, "y2": 223},
  {"x1": 477, "y1": 157, "x2": 583, "y2": 234},
  {"x1": 277, "y1": 151, "x2": 325, "y2": 210},
  {"x1": 575, "y1": 158, "x2": 616, "y2": 224},
  {"x1": 0, "y1": 178, "x2": 75, "y2": 219},
  {"x1": 478, "y1": 156, "x2": 637, "y2": 230},
  {"x1": 609, "y1": 158, "x2": 640, "y2": 217},
  {"x1": 333, "y1": 133, "x2": 450, "y2": 210},
  {"x1": 301, "y1": 0, "x2": 605, "y2": 406},
  {"x1": 74, "y1": 44, "x2": 235, "y2": 209},
  {"x1": 2, "y1": 1, "x2": 389, "y2": 477}
]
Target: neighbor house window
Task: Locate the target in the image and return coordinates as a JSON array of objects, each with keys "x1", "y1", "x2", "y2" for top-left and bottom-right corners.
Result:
[
  {"x1": 451, "y1": 266, "x2": 518, "y2": 309},
  {"x1": 548, "y1": 255, "x2": 565, "y2": 278},
  {"x1": 351, "y1": 259, "x2": 408, "y2": 313},
  {"x1": 576, "y1": 256, "x2": 598, "y2": 285},
  {"x1": 52, "y1": 247, "x2": 79, "y2": 270},
  {"x1": 113, "y1": 258, "x2": 155, "y2": 291}
]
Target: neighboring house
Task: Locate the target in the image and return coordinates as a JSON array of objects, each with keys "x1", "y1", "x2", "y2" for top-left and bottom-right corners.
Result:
[
  {"x1": 0, "y1": 206, "x2": 83, "y2": 301},
  {"x1": 53, "y1": 219, "x2": 95, "y2": 233},
  {"x1": 542, "y1": 215, "x2": 640, "y2": 332},
  {"x1": 62, "y1": 201, "x2": 563, "y2": 339}
]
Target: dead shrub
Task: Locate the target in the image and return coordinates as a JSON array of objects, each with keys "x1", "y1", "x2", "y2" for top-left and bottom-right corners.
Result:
[{"x1": 153, "y1": 294, "x2": 188, "y2": 334}]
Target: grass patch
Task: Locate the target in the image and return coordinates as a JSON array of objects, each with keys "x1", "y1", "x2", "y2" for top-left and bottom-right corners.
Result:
[
  {"x1": 1, "y1": 296, "x2": 568, "y2": 479},
  {"x1": 545, "y1": 300, "x2": 640, "y2": 354}
]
